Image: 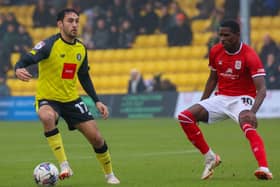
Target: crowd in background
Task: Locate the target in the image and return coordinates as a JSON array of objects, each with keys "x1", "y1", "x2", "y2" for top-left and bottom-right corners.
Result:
[{"x1": 0, "y1": 0, "x2": 280, "y2": 96}]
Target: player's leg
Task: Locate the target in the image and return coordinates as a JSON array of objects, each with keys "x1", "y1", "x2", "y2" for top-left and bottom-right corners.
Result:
[
  {"x1": 177, "y1": 103, "x2": 221, "y2": 179},
  {"x1": 37, "y1": 102, "x2": 71, "y2": 180},
  {"x1": 239, "y1": 110, "x2": 272, "y2": 180},
  {"x1": 178, "y1": 104, "x2": 210, "y2": 154},
  {"x1": 76, "y1": 120, "x2": 120, "y2": 184}
]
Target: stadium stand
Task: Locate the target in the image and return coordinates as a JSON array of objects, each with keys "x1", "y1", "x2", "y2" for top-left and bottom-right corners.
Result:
[{"x1": 1, "y1": 0, "x2": 280, "y2": 95}]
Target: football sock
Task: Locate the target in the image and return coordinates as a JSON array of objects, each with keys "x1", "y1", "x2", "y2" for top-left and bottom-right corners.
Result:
[
  {"x1": 94, "y1": 142, "x2": 113, "y2": 175},
  {"x1": 241, "y1": 123, "x2": 268, "y2": 167},
  {"x1": 205, "y1": 149, "x2": 215, "y2": 158},
  {"x1": 45, "y1": 128, "x2": 67, "y2": 164},
  {"x1": 178, "y1": 110, "x2": 210, "y2": 154}
]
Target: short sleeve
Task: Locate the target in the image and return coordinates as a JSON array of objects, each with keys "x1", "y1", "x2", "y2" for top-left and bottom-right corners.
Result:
[{"x1": 246, "y1": 48, "x2": 266, "y2": 78}]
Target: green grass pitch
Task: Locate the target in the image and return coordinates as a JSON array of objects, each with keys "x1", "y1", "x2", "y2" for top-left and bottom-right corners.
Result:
[{"x1": 0, "y1": 118, "x2": 279, "y2": 187}]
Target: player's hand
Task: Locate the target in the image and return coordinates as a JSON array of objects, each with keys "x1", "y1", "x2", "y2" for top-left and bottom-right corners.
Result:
[
  {"x1": 15, "y1": 68, "x2": 32, "y2": 81},
  {"x1": 95, "y1": 101, "x2": 109, "y2": 119}
]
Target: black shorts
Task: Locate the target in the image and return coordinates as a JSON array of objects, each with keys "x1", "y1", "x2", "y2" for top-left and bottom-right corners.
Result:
[{"x1": 37, "y1": 97, "x2": 94, "y2": 130}]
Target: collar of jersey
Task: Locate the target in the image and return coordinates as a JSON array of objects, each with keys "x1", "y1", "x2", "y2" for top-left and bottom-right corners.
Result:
[
  {"x1": 225, "y1": 42, "x2": 243, "y2": 55},
  {"x1": 59, "y1": 34, "x2": 77, "y2": 45}
]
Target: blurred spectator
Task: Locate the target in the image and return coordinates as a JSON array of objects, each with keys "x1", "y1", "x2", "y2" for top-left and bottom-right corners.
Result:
[
  {"x1": 105, "y1": 7, "x2": 118, "y2": 29},
  {"x1": 49, "y1": 0, "x2": 67, "y2": 11},
  {"x1": 5, "y1": 12, "x2": 19, "y2": 29},
  {"x1": 158, "y1": 4, "x2": 174, "y2": 34},
  {"x1": 118, "y1": 19, "x2": 136, "y2": 48},
  {"x1": 139, "y1": 2, "x2": 159, "y2": 34},
  {"x1": 15, "y1": 25, "x2": 33, "y2": 55},
  {"x1": 2, "y1": 23, "x2": 18, "y2": 53},
  {"x1": 167, "y1": 13, "x2": 193, "y2": 46},
  {"x1": 169, "y1": 1, "x2": 185, "y2": 24},
  {"x1": 128, "y1": 69, "x2": 146, "y2": 94},
  {"x1": 81, "y1": 24, "x2": 94, "y2": 49},
  {"x1": 125, "y1": 5, "x2": 141, "y2": 31},
  {"x1": 0, "y1": 41, "x2": 12, "y2": 77},
  {"x1": 251, "y1": 0, "x2": 266, "y2": 16},
  {"x1": 0, "y1": 13, "x2": 6, "y2": 40},
  {"x1": 152, "y1": 73, "x2": 176, "y2": 92},
  {"x1": 264, "y1": 53, "x2": 280, "y2": 89},
  {"x1": 223, "y1": 0, "x2": 239, "y2": 20},
  {"x1": 251, "y1": 0, "x2": 280, "y2": 16},
  {"x1": 111, "y1": 0, "x2": 127, "y2": 22},
  {"x1": 84, "y1": 6, "x2": 105, "y2": 28},
  {"x1": 92, "y1": 18, "x2": 112, "y2": 49},
  {"x1": 192, "y1": 0, "x2": 215, "y2": 20},
  {"x1": 262, "y1": 0, "x2": 280, "y2": 16},
  {"x1": 110, "y1": 24, "x2": 119, "y2": 49},
  {"x1": 152, "y1": 73, "x2": 162, "y2": 92},
  {"x1": 0, "y1": 76, "x2": 10, "y2": 96},
  {"x1": 205, "y1": 8, "x2": 224, "y2": 32},
  {"x1": 205, "y1": 31, "x2": 220, "y2": 58},
  {"x1": 160, "y1": 78, "x2": 177, "y2": 91},
  {"x1": 259, "y1": 34, "x2": 280, "y2": 63},
  {"x1": 32, "y1": 0, "x2": 55, "y2": 28},
  {"x1": 1, "y1": 23, "x2": 17, "y2": 73},
  {"x1": 0, "y1": 0, "x2": 34, "y2": 5}
]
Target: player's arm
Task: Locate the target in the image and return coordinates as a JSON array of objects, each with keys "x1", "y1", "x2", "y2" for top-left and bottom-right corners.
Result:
[
  {"x1": 240, "y1": 49, "x2": 267, "y2": 128},
  {"x1": 200, "y1": 69, "x2": 218, "y2": 100},
  {"x1": 247, "y1": 49, "x2": 267, "y2": 114},
  {"x1": 15, "y1": 40, "x2": 50, "y2": 81},
  {"x1": 78, "y1": 59, "x2": 100, "y2": 103},
  {"x1": 200, "y1": 45, "x2": 218, "y2": 100},
  {"x1": 251, "y1": 76, "x2": 266, "y2": 113},
  {"x1": 78, "y1": 57, "x2": 109, "y2": 119},
  {"x1": 240, "y1": 76, "x2": 266, "y2": 128}
]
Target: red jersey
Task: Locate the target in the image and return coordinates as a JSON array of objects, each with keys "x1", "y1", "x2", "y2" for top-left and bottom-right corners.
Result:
[{"x1": 209, "y1": 43, "x2": 266, "y2": 97}]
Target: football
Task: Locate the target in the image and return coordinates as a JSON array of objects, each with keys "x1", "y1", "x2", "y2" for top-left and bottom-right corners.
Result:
[{"x1": 33, "y1": 162, "x2": 59, "y2": 186}]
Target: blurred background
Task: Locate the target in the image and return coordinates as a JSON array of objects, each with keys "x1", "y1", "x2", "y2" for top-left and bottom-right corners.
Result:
[
  {"x1": 1, "y1": 0, "x2": 280, "y2": 95},
  {"x1": 0, "y1": 0, "x2": 280, "y2": 119}
]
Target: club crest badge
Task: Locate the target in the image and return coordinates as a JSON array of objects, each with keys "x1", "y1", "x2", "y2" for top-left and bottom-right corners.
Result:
[
  {"x1": 235, "y1": 60, "x2": 242, "y2": 70},
  {"x1": 77, "y1": 53, "x2": 82, "y2": 61}
]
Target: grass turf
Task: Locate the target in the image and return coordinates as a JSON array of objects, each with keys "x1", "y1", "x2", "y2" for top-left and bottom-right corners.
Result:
[{"x1": 0, "y1": 118, "x2": 279, "y2": 187}]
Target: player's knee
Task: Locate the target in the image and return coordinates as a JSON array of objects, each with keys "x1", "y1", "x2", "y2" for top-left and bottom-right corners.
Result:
[
  {"x1": 38, "y1": 110, "x2": 56, "y2": 124},
  {"x1": 177, "y1": 110, "x2": 195, "y2": 125},
  {"x1": 239, "y1": 110, "x2": 258, "y2": 128},
  {"x1": 89, "y1": 133, "x2": 104, "y2": 148},
  {"x1": 239, "y1": 110, "x2": 251, "y2": 124}
]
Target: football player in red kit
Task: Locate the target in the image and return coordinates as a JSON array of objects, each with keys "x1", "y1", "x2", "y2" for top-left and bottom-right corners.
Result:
[{"x1": 177, "y1": 20, "x2": 272, "y2": 180}]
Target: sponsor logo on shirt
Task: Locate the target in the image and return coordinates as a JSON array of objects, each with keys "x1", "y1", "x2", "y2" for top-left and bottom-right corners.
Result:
[
  {"x1": 220, "y1": 68, "x2": 239, "y2": 79},
  {"x1": 33, "y1": 41, "x2": 45, "y2": 50},
  {"x1": 61, "y1": 63, "x2": 77, "y2": 79}
]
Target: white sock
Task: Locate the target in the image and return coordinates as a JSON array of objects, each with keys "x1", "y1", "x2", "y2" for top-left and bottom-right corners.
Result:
[
  {"x1": 259, "y1": 167, "x2": 270, "y2": 173},
  {"x1": 205, "y1": 149, "x2": 215, "y2": 158}
]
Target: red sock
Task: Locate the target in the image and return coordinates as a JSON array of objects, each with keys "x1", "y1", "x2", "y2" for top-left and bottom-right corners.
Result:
[
  {"x1": 178, "y1": 110, "x2": 210, "y2": 154},
  {"x1": 241, "y1": 123, "x2": 268, "y2": 167}
]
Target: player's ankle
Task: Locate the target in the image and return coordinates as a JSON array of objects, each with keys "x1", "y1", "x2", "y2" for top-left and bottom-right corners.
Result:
[{"x1": 205, "y1": 149, "x2": 215, "y2": 158}]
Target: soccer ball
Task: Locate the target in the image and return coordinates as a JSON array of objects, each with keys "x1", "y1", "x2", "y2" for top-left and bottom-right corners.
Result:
[{"x1": 33, "y1": 162, "x2": 59, "y2": 186}]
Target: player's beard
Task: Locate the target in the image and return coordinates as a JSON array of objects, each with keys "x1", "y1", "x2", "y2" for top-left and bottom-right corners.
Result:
[
  {"x1": 62, "y1": 28, "x2": 77, "y2": 41},
  {"x1": 68, "y1": 29, "x2": 78, "y2": 39}
]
